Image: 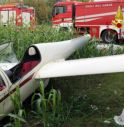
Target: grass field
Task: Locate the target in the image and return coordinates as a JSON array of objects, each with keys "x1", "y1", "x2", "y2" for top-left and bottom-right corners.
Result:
[{"x1": 51, "y1": 73, "x2": 124, "y2": 127}]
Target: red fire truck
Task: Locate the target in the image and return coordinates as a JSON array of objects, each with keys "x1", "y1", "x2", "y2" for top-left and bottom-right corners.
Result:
[
  {"x1": 0, "y1": 3, "x2": 35, "y2": 29},
  {"x1": 52, "y1": 0, "x2": 124, "y2": 43}
]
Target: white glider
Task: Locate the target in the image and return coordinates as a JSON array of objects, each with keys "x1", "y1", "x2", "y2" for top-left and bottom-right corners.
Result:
[{"x1": 0, "y1": 34, "x2": 90, "y2": 117}]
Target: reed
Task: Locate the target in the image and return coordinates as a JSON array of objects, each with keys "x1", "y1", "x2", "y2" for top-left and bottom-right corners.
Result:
[
  {"x1": 4, "y1": 87, "x2": 27, "y2": 127},
  {"x1": 31, "y1": 81, "x2": 64, "y2": 127},
  {"x1": 0, "y1": 24, "x2": 73, "y2": 60}
]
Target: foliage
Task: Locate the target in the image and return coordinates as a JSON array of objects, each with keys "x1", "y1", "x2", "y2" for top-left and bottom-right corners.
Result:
[
  {"x1": 50, "y1": 71, "x2": 124, "y2": 127},
  {"x1": 23, "y1": 0, "x2": 56, "y2": 23},
  {"x1": 0, "y1": 24, "x2": 73, "y2": 60},
  {"x1": 24, "y1": 0, "x2": 50, "y2": 23},
  {"x1": 31, "y1": 81, "x2": 70, "y2": 127},
  {"x1": 70, "y1": 39, "x2": 124, "y2": 60},
  {"x1": 4, "y1": 87, "x2": 27, "y2": 127}
]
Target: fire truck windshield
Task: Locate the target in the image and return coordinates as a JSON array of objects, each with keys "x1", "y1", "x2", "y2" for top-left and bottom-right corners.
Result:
[{"x1": 52, "y1": 6, "x2": 66, "y2": 16}]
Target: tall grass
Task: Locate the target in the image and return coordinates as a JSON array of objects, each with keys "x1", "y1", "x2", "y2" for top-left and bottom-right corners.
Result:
[
  {"x1": 0, "y1": 24, "x2": 73, "y2": 59},
  {"x1": 4, "y1": 87, "x2": 26, "y2": 127},
  {"x1": 31, "y1": 81, "x2": 69, "y2": 127},
  {"x1": 70, "y1": 39, "x2": 124, "y2": 60}
]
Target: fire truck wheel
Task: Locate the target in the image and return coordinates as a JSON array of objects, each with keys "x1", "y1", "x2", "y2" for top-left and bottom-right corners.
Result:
[{"x1": 101, "y1": 30, "x2": 118, "y2": 44}]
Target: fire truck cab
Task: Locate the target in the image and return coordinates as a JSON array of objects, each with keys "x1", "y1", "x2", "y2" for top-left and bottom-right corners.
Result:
[
  {"x1": 52, "y1": 0, "x2": 124, "y2": 43},
  {"x1": 0, "y1": 3, "x2": 35, "y2": 28}
]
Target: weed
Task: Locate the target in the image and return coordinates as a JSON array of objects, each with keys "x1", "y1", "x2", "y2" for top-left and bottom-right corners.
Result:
[
  {"x1": 31, "y1": 81, "x2": 70, "y2": 127},
  {"x1": 0, "y1": 24, "x2": 73, "y2": 60},
  {"x1": 4, "y1": 87, "x2": 27, "y2": 127}
]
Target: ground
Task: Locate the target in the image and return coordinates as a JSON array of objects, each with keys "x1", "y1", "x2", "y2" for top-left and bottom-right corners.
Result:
[{"x1": 50, "y1": 72, "x2": 124, "y2": 127}]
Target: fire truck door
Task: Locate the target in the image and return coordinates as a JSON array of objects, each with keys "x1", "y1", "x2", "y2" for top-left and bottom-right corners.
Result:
[
  {"x1": 22, "y1": 12, "x2": 30, "y2": 27},
  {"x1": 0, "y1": 10, "x2": 16, "y2": 26},
  {"x1": 0, "y1": 11, "x2": 8, "y2": 25}
]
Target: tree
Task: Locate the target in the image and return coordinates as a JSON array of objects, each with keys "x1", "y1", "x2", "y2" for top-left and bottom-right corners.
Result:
[{"x1": 24, "y1": 0, "x2": 56, "y2": 24}]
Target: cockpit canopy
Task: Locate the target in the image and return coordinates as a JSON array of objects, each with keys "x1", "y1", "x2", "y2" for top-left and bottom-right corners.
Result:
[
  {"x1": 22, "y1": 46, "x2": 41, "y2": 62},
  {"x1": 9, "y1": 46, "x2": 41, "y2": 83}
]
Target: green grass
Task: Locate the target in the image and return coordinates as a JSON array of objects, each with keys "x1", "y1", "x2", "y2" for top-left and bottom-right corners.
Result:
[
  {"x1": 30, "y1": 81, "x2": 69, "y2": 127},
  {"x1": 50, "y1": 72, "x2": 124, "y2": 127},
  {"x1": 4, "y1": 87, "x2": 27, "y2": 127},
  {"x1": 71, "y1": 39, "x2": 124, "y2": 60}
]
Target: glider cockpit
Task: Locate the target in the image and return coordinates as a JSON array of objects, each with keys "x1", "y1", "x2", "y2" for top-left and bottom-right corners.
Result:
[{"x1": 7, "y1": 46, "x2": 41, "y2": 83}]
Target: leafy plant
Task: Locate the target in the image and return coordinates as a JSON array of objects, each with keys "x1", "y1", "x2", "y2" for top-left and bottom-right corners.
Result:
[
  {"x1": 4, "y1": 87, "x2": 27, "y2": 127},
  {"x1": 0, "y1": 24, "x2": 74, "y2": 60},
  {"x1": 31, "y1": 80, "x2": 70, "y2": 127}
]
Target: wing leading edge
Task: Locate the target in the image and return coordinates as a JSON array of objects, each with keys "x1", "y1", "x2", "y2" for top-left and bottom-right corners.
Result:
[{"x1": 35, "y1": 54, "x2": 124, "y2": 79}]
